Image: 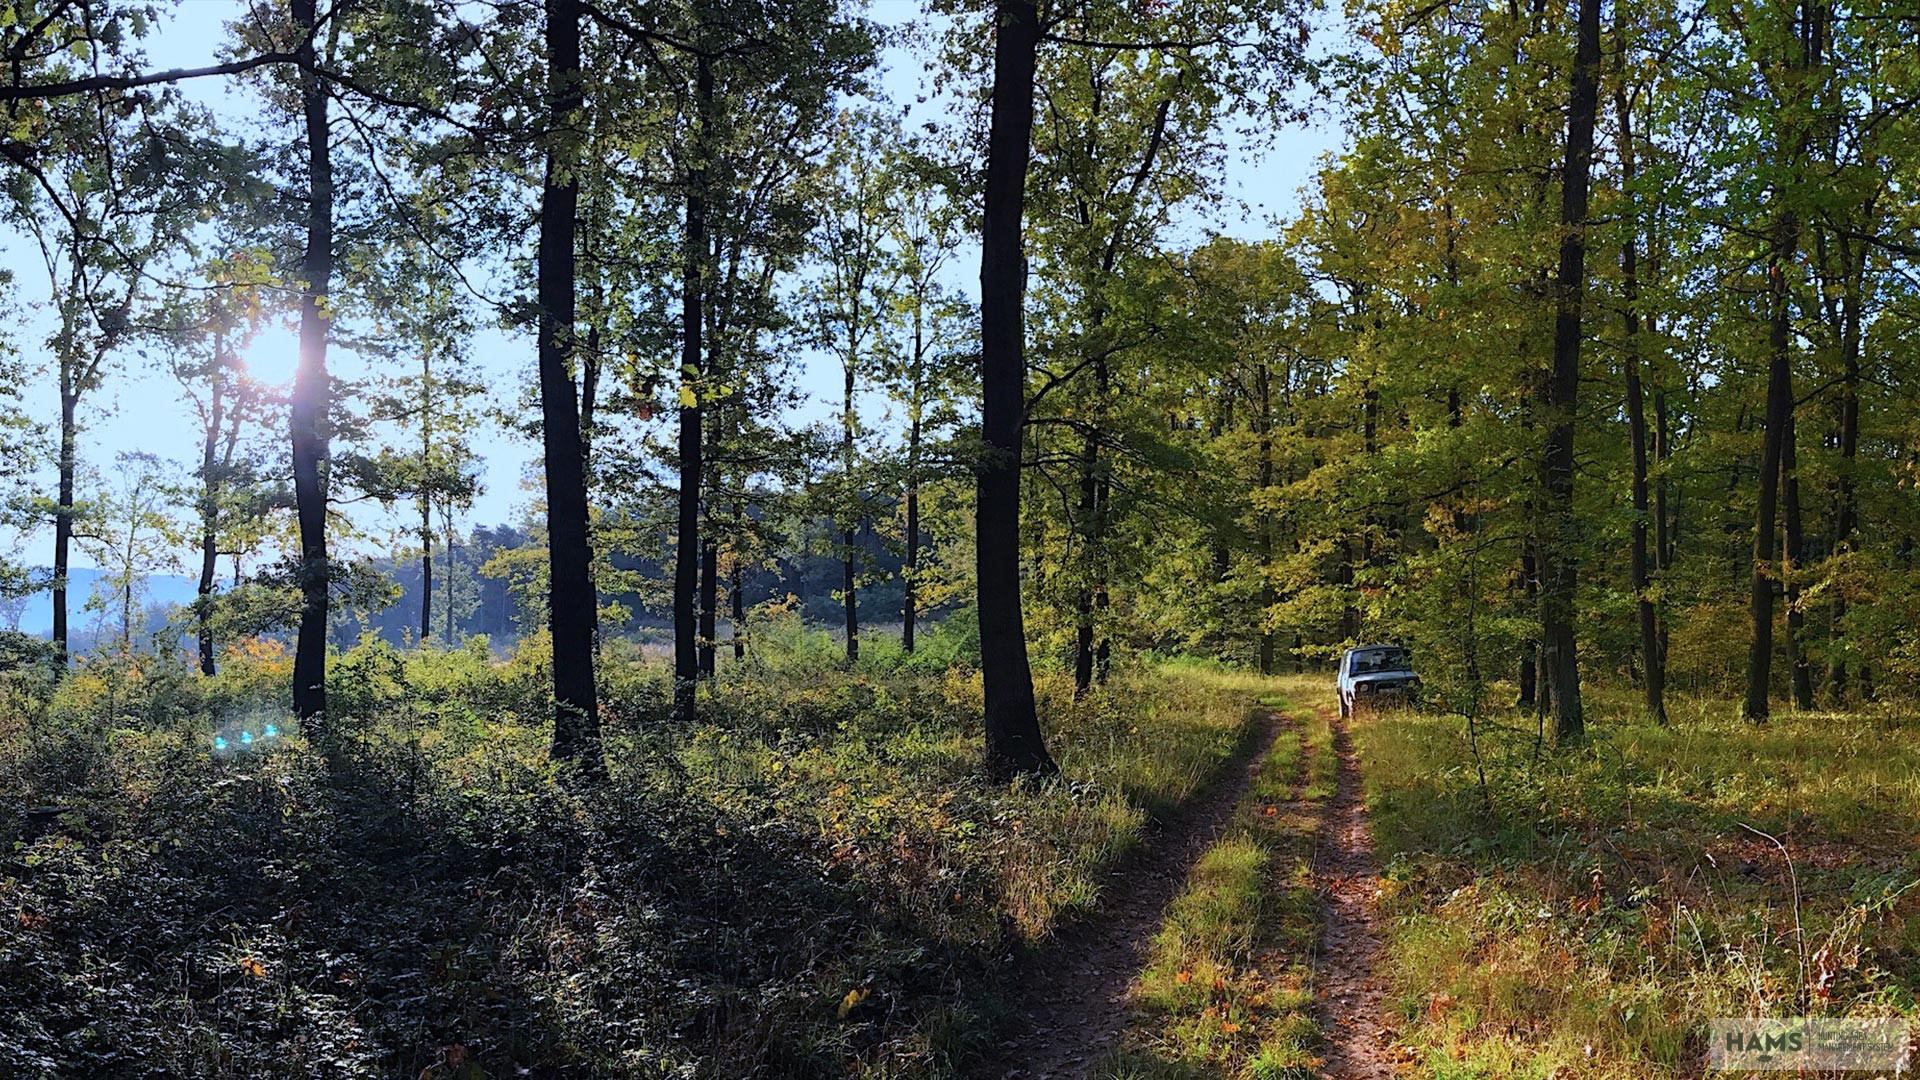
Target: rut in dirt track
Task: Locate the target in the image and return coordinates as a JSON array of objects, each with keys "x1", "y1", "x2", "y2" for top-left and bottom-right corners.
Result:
[
  {"x1": 1313, "y1": 707, "x2": 1396, "y2": 1080},
  {"x1": 980, "y1": 710, "x2": 1287, "y2": 1080}
]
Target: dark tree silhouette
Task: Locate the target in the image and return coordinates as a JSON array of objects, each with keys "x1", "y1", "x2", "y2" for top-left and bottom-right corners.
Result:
[
  {"x1": 538, "y1": 0, "x2": 603, "y2": 772},
  {"x1": 290, "y1": 0, "x2": 333, "y2": 734},
  {"x1": 978, "y1": 0, "x2": 1056, "y2": 780}
]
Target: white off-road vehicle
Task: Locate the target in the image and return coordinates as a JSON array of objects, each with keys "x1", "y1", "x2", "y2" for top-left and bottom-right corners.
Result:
[{"x1": 1336, "y1": 644, "x2": 1422, "y2": 718}]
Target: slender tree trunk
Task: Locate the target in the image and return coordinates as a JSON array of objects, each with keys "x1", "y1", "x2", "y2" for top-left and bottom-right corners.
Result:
[
  {"x1": 698, "y1": 535, "x2": 718, "y2": 677},
  {"x1": 1828, "y1": 234, "x2": 1862, "y2": 699},
  {"x1": 197, "y1": 344, "x2": 222, "y2": 676},
  {"x1": 672, "y1": 54, "x2": 712, "y2": 723},
  {"x1": 418, "y1": 342, "x2": 434, "y2": 644},
  {"x1": 903, "y1": 413, "x2": 921, "y2": 653},
  {"x1": 841, "y1": 352, "x2": 859, "y2": 666},
  {"x1": 1517, "y1": 548, "x2": 1538, "y2": 708},
  {"x1": 730, "y1": 537, "x2": 746, "y2": 662},
  {"x1": 1073, "y1": 423, "x2": 1098, "y2": 697},
  {"x1": 1616, "y1": 88, "x2": 1666, "y2": 724},
  {"x1": 537, "y1": 0, "x2": 601, "y2": 770},
  {"x1": 290, "y1": 0, "x2": 333, "y2": 734},
  {"x1": 1256, "y1": 360, "x2": 1275, "y2": 675},
  {"x1": 1654, "y1": 382, "x2": 1672, "y2": 673},
  {"x1": 1093, "y1": 474, "x2": 1111, "y2": 684},
  {"x1": 1745, "y1": 209, "x2": 1797, "y2": 724},
  {"x1": 445, "y1": 523, "x2": 456, "y2": 645},
  {"x1": 979, "y1": 0, "x2": 1054, "y2": 779},
  {"x1": 420, "y1": 499, "x2": 434, "y2": 645},
  {"x1": 1539, "y1": 0, "x2": 1599, "y2": 744},
  {"x1": 1781, "y1": 406, "x2": 1812, "y2": 708}
]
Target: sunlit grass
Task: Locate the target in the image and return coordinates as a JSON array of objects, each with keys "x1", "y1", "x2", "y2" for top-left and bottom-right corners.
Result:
[{"x1": 1355, "y1": 684, "x2": 1920, "y2": 1078}]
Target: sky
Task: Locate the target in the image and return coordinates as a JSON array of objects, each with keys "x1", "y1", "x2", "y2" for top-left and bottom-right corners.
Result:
[{"x1": 1, "y1": 0, "x2": 1345, "y2": 586}]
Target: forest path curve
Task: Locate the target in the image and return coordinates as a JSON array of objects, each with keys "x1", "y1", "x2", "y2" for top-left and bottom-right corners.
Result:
[
  {"x1": 980, "y1": 708, "x2": 1287, "y2": 1079},
  {"x1": 1313, "y1": 707, "x2": 1397, "y2": 1079}
]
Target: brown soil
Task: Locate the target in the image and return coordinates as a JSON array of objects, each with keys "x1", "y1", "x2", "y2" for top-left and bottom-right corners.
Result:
[
  {"x1": 978, "y1": 709, "x2": 1287, "y2": 1079},
  {"x1": 1313, "y1": 708, "x2": 1400, "y2": 1079}
]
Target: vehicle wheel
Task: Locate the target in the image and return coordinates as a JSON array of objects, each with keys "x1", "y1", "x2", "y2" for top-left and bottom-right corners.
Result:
[{"x1": 1338, "y1": 694, "x2": 1350, "y2": 719}]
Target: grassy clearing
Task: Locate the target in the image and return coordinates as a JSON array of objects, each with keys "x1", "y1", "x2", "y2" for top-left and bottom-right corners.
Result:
[
  {"x1": 0, "y1": 639, "x2": 1269, "y2": 1078},
  {"x1": 1351, "y1": 682, "x2": 1920, "y2": 1079},
  {"x1": 1094, "y1": 694, "x2": 1333, "y2": 1079}
]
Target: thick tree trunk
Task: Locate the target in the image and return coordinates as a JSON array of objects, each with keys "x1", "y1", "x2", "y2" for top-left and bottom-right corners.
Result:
[
  {"x1": 1539, "y1": 0, "x2": 1599, "y2": 744},
  {"x1": 537, "y1": 0, "x2": 602, "y2": 769},
  {"x1": 978, "y1": 0, "x2": 1054, "y2": 779},
  {"x1": 672, "y1": 55, "x2": 712, "y2": 723},
  {"x1": 1744, "y1": 209, "x2": 1797, "y2": 724},
  {"x1": 290, "y1": 0, "x2": 333, "y2": 734}
]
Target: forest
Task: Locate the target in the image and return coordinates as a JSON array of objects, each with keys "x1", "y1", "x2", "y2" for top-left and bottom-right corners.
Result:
[{"x1": 2, "y1": 0, "x2": 1920, "y2": 1077}]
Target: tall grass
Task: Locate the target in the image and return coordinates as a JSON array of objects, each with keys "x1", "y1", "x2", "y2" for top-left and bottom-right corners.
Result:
[
  {"x1": 0, "y1": 634, "x2": 1271, "y2": 1078},
  {"x1": 1351, "y1": 684, "x2": 1920, "y2": 1078}
]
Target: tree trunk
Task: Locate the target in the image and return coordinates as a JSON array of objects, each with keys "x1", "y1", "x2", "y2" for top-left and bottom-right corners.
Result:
[
  {"x1": 672, "y1": 54, "x2": 712, "y2": 723},
  {"x1": 445, "y1": 525, "x2": 456, "y2": 645},
  {"x1": 1827, "y1": 233, "x2": 1862, "y2": 699},
  {"x1": 730, "y1": 541, "x2": 746, "y2": 662},
  {"x1": 1256, "y1": 360, "x2": 1275, "y2": 675},
  {"x1": 537, "y1": 0, "x2": 602, "y2": 770},
  {"x1": 1517, "y1": 548, "x2": 1538, "y2": 708},
  {"x1": 841, "y1": 344, "x2": 859, "y2": 667},
  {"x1": 420, "y1": 499, "x2": 433, "y2": 646},
  {"x1": 1072, "y1": 423, "x2": 1098, "y2": 697},
  {"x1": 978, "y1": 0, "x2": 1054, "y2": 779},
  {"x1": 1654, "y1": 382, "x2": 1672, "y2": 674},
  {"x1": 1781, "y1": 406, "x2": 1812, "y2": 708},
  {"x1": 197, "y1": 341, "x2": 222, "y2": 676},
  {"x1": 1615, "y1": 86, "x2": 1666, "y2": 724},
  {"x1": 1539, "y1": 0, "x2": 1598, "y2": 745},
  {"x1": 290, "y1": 0, "x2": 333, "y2": 735},
  {"x1": 52, "y1": 374, "x2": 75, "y2": 671},
  {"x1": 1744, "y1": 209, "x2": 1797, "y2": 724},
  {"x1": 903, "y1": 299, "x2": 924, "y2": 655},
  {"x1": 903, "y1": 419, "x2": 920, "y2": 654},
  {"x1": 698, "y1": 535, "x2": 718, "y2": 677}
]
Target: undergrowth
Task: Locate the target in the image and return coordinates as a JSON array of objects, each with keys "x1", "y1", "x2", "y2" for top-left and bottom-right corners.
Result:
[
  {"x1": 0, "y1": 635, "x2": 1266, "y2": 1078},
  {"x1": 1345, "y1": 680, "x2": 1920, "y2": 1079}
]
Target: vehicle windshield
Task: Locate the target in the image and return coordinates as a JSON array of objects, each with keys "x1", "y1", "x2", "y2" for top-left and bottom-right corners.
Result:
[{"x1": 1351, "y1": 647, "x2": 1411, "y2": 674}]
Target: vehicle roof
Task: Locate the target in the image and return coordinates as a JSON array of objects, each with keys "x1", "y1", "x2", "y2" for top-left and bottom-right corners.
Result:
[{"x1": 1345, "y1": 644, "x2": 1405, "y2": 654}]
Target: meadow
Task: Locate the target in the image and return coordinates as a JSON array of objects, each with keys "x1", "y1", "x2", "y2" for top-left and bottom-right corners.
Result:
[
  {"x1": 0, "y1": 626, "x2": 1271, "y2": 1078},
  {"x1": 5, "y1": 628, "x2": 1916, "y2": 1079}
]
